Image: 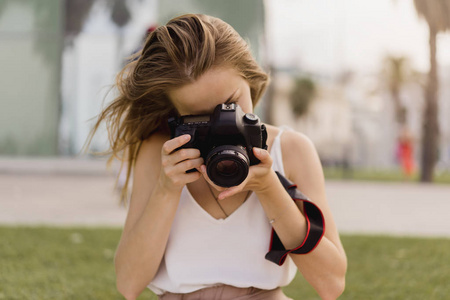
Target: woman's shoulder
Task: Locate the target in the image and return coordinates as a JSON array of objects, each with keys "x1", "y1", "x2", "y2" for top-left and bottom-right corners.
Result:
[
  {"x1": 265, "y1": 124, "x2": 314, "y2": 151},
  {"x1": 138, "y1": 131, "x2": 171, "y2": 161},
  {"x1": 265, "y1": 124, "x2": 319, "y2": 179},
  {"x1": 141, "y1": 131, "x2": 171, "y2": 149}
]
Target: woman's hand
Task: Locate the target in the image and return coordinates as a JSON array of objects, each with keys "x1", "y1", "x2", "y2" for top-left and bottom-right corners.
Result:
[
  {"x1": 200, "y1": 147, "x2": 276, "y2": 199},
  {"x1": 158, "y1": 134, "x2": 204, "y2": 192}
]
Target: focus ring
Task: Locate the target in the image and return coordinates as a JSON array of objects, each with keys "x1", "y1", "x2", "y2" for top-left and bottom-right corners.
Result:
[{"x1": 206, "y1": 145, "x2": 250, "y2": 187}]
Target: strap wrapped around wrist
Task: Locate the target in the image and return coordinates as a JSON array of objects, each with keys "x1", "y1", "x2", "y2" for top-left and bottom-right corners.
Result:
[{"x1": 265, "y1": 172, "x2": 325, "y2": 266}]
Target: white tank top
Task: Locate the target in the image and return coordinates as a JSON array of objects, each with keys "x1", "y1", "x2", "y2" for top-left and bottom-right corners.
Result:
[{"x1": 148, "y1": 127, "x2": 297, "y2": 295}]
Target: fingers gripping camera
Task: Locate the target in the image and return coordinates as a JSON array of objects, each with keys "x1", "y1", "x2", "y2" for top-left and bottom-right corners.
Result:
[{"x1": 168, "y1": 103, "x2": 268, "y2": 187}]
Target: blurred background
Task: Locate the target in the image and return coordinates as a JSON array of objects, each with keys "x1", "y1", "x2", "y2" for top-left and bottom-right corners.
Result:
[
  {"x1": 1, "y1": 0, "x2": 450, "y2": 298},
  {"x1": 1, "y1": 0, "x2": 450, "y2": 182}
]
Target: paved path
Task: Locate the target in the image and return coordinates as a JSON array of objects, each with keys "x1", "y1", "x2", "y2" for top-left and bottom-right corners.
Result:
[
  {"x1": 326, "y1": 180, "x2": 450, "y2": 237},
  {"x1": 1, "y1": 158, "x2": 450, "y2": 237}
]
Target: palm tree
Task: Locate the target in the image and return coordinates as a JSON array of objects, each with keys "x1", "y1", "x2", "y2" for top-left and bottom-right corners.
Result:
[
  {"x1": 382, "y1": 55, "x2": 413, "y2": 125},
  {"x1": 413, "y1": 0, "x2": 450, "y2": 182},
  {"x1": 290, "y1": 77, "x2": 317, "y2": 118},
  {"x1": 64, "y1": 0, "x2": 96, "y2": 46},
  {"x1": 65, "y1": 0, "x2": 131, "y2": 46}
]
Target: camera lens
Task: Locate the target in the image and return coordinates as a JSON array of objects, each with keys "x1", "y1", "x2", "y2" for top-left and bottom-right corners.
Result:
[
  {"x1": 206, "y1": 145, "x2": 249, "y2": 187},
  {"x1": 216, "y1": 160, "x2": 239, "y2": 176}
]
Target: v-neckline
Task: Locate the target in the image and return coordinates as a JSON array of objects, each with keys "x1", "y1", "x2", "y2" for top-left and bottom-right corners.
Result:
[
  {"x1": 183, "y1": 186, "x2": 254, "y2": 224},
  {"x1": 182, "y1": 126, "x2": 283, "y2": 224}
]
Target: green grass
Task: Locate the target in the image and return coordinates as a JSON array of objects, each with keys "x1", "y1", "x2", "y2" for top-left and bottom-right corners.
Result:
[
  {"x1": 1, "y1": 227, "x2": 449, "y2": 299},
  {"x1": 323, "y1": 167, "x2": 450, "y2": 184}
]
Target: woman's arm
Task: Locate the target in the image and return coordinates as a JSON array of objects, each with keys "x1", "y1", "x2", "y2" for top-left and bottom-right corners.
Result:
[
  {"x1": 114, "y1": 133, "x2": 203, "y2": 300},
  {"x1": 212, "y1": 130, "x2": 346, "y2": 300},
  {"x1": 269, "y1": 130, "x2": 347, "y2": 299}
]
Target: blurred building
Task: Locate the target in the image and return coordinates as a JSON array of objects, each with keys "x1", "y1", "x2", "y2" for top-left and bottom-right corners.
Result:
[
  {"x1": 271, "y1": 66, "x2": 450, "y2": 170},
  {"x1": 59, "y1": 0, "x2": 159, "y2": 155},
  {"x1": 0, "y1": 1, "x2": 62, "y2": 155},
  {"x1": 438, "y1": 66, "x2": 450, "y2": 170}
]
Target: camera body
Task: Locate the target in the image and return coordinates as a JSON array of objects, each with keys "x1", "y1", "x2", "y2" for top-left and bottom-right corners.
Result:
[{"x1": 168, "y1": 103, "x2": 268, "y2": 187}]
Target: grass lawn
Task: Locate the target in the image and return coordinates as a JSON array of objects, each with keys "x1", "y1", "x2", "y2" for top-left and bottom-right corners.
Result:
[{"x1": 0, "y1": 226, "x2": 449, "y2": 299}]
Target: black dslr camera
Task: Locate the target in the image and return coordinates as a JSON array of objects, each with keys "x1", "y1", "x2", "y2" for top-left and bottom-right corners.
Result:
[{"x1": 168, "y1": 103, "x2": 268, "y2": 187}]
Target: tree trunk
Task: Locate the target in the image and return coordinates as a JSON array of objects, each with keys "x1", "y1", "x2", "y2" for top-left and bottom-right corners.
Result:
[
  {"x1": 391, "y1": 86, "x2": 406, "y2": 125},
  {"x1": 420, "y1": 26, "x2": 439, "y2": 182}
]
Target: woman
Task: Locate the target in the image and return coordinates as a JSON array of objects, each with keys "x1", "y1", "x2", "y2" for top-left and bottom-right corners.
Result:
[{"x1": 88, "y1": 14, "x2": 347, "y2": 300}]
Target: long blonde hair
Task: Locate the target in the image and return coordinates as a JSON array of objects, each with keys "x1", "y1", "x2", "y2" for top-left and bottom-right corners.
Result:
[{"x1": 85, "y1": 14, "x2": 269, "y2": 203}]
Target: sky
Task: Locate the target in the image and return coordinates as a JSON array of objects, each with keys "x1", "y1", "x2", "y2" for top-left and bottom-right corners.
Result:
[
  {"x1": 266, "y1": 0, "x2": 450, "y2": 75},
  {"x1": 83, "y1": 0, "x2": 450, "y2": 76}
]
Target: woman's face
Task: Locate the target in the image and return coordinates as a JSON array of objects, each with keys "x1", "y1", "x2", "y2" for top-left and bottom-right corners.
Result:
[{"x1": 168, "y1": 67, "x2": 253, "y2": 116}]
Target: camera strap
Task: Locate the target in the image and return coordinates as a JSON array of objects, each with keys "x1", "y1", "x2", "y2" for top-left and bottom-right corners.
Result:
[{"x1": 265, "y1": 172, "x2": 325, "y2": 266}]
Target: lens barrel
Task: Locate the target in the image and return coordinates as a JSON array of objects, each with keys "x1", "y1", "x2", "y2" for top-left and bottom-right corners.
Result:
[{"x1": 205, "y1": 145, "x2": 250, "y2": 187}]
